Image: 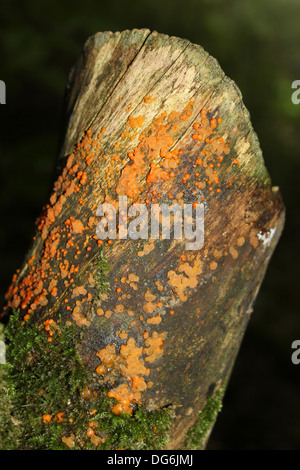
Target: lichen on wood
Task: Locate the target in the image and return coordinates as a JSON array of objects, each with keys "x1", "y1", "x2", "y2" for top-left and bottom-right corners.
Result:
[{"x1": 0, "y1": 29, "x2": 285, "y2": 449}]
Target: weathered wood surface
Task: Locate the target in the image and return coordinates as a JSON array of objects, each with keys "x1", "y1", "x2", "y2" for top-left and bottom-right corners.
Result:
[{"x1": 2, "y1": 29, "x2": 285, "y2": 449}]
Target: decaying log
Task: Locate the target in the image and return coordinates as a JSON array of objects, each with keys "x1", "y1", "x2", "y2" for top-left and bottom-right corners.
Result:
[{"x1": 2, "y1": 29, "x2": 285, "y2": 449}]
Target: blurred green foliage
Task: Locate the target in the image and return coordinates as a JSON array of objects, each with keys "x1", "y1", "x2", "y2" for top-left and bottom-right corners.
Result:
[{"x1": 0, "y1": 0, "x2": 299, "y2": 449}]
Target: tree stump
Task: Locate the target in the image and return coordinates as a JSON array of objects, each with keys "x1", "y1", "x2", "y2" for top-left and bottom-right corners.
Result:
[{"x1": 1, "y1": 29, "x2": 285, "y2": 450}]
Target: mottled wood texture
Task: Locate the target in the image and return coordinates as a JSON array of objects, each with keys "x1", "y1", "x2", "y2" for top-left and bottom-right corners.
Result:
[{"x1": 3, "y1": 29, "x2": 285, "y2": 449}]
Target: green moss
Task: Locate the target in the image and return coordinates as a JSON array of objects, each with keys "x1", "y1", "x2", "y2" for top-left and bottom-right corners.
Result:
[
  {"x1": 0, "y1": 364, "x2": 20, "y2": 449},
  {"x1": 0, "y1": 322, "x2": 20, "y2": 449},
  {"x1": 0, "y1": 309, "x2": 173, "y2": 450},
  {"x1": 185, "y1": 387, "x2": 224, "y2": 450}
]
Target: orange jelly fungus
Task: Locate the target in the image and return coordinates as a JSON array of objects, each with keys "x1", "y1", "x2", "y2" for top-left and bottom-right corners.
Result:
[
  {"x1": 95, "y1": 330, "x2": 167, "y2": 413},
  {"x1": 2, "y1": 96, "x2": 258, "y2": 416},
  {"x1": 54, "y1": 412, "x2": 65, "y2": 423},
  {"x1": 2, "y1": 127, "x2": 104, "y2": 319},
  {"x1": 42, "y1": 414, "x2": 51, "y2": 424}
]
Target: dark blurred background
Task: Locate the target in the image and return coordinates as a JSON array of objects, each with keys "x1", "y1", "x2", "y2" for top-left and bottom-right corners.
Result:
[{"x1": 0, "y1": 0, "x2": 299, "y2": 449}]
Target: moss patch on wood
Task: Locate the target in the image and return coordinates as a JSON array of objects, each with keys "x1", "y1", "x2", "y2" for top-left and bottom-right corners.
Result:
[
  {"x1": 0, "y1": 310, "x2": 173, "y2": 450},
  {"x1": 185, "y1": 387, "x2": 224, "y2": 450},
  {"x1": 0, "y1": 322, "x2": 19, "y2": 449}
]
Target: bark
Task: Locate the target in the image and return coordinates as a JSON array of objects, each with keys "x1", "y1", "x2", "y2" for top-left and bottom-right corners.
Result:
[{"x1": 2, "y1": 29, "x2": 285, "y2": 449}]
